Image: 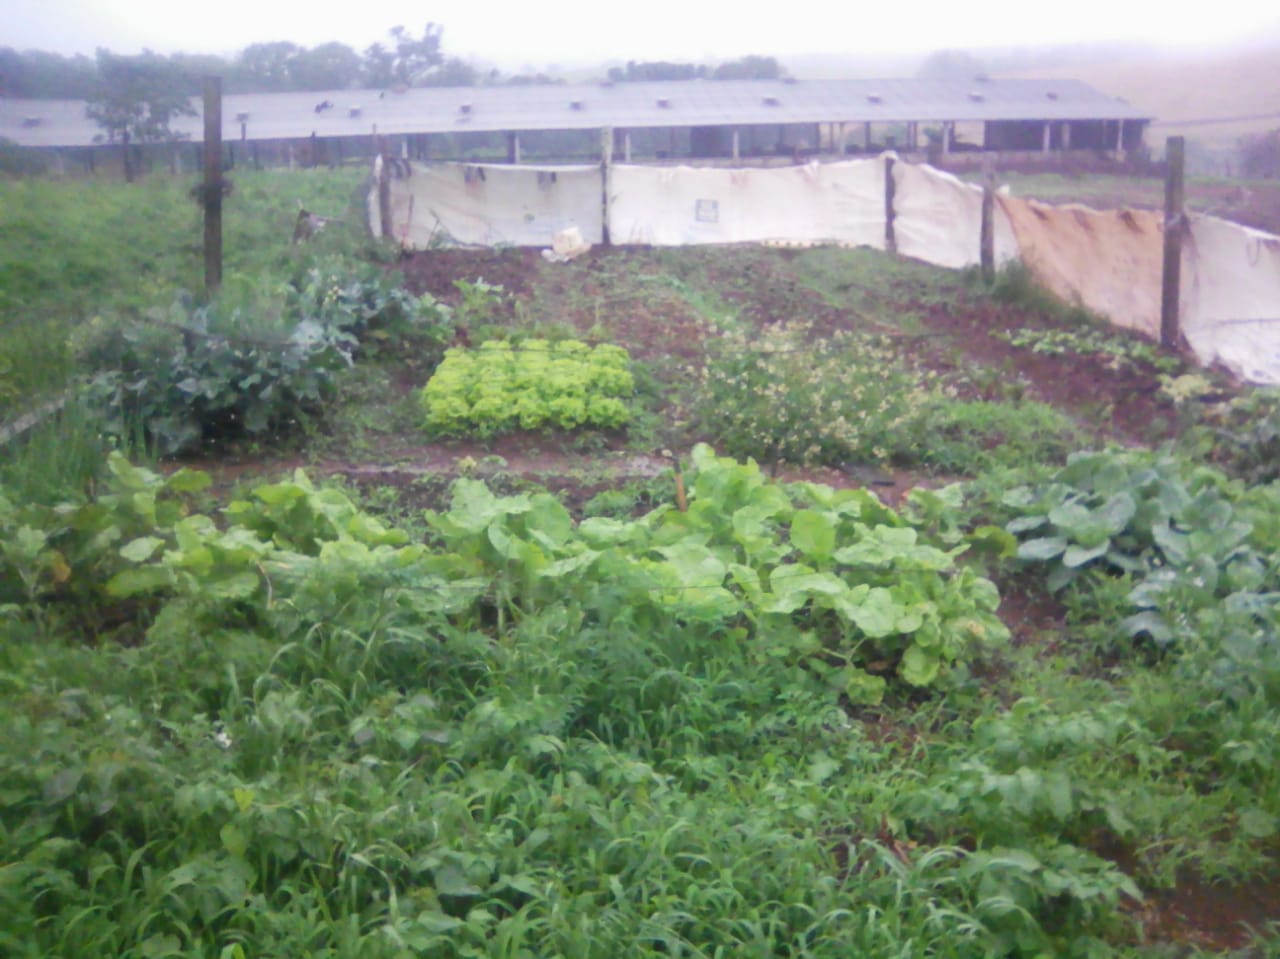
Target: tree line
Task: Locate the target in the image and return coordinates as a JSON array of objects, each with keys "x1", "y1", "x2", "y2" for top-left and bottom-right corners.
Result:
[{"x1": 1, "y1": 26, "x2": 786, "y2": 100}]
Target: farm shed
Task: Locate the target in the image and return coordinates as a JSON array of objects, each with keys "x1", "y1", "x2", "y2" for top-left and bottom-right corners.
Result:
[{"x1": 1, "y1": 76, "x2": 1151, "y2": 172}]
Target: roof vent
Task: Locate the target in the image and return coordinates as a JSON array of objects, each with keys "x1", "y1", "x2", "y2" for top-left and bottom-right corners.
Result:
[
  {"x1": 656, "y1": 98, "x2": 672, "y2": 109},
  {"x1": 235, "y1": 111, "x2": 250, "y2": 123},
  {"x1": 21, "y1": 116, "x2": 42, "y2": 128},
  {"x1": 570, "y1": 100, "x2": 585, "y2": 111},
  {"x1": 459, "y1": 103, "x2": 473, "y2": 114},
  {"x1": 1046, "y1": 91, "x2": 1059, "y2": 100},
  {"x1": 866, "y1": 93, "x2": 883, "y2": 104},
  {"x1": 314, "y1": 99, "x2": 334, "y2": 113},
  {"x1": 968, "y1": 91, "x2": 985, "y2": 102},
  {"x1": 762, "y1": 96, "x2": 781, "y2": 107},
  {"x1": 348, "y1": 106, "x2": 363, "y2": 118}
]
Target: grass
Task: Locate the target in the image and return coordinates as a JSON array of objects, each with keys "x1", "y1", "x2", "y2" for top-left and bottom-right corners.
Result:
[
  {"x1": 789, "y1": 245, "x2": 963, "y2": 334},
  {"x1": 0, "y1": 168, "x2": 367, "y2": 417}
]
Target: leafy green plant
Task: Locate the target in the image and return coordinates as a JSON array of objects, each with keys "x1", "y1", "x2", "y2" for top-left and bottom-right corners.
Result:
[
  {"x1": 698, "y1": 321, "x2": 938, "y2": 469},
  {"x1": 78, "y1": 291, "x2": 355, "y2": 455},
  {"x1": 424, "y1": 444, "x2": 1009, "y2": 700},
  {"x1": 420, "y1": 339, "x2": 634, "y2": 437},
  {"x1": 452, "y1": 276, "x2": 507, "y2": 329},
  {"x1": 1000, "y1": 450, "x2": 1240, "y2": 592},
  {"x1": 1182, "y1": 386, "x2": 1280, "y2": 484},
  {"x1": 913, "y1": 399, "x2": 1082, "y2": 474},
  {"x1": 74, "y1": 262, "x2": 451, "y2": 456},
  {"x1": 996, "y1": 326, "x2": 1173, "y2": 373}
]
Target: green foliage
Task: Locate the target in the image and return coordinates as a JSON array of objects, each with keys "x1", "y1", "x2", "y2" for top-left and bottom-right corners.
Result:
[
  {"x1": 421, "y1": 339, "x2": 634, "y2": 437},
  {"x1": 76, "y1": 263, "x2": 452, "y2": 455},
  {"x1": 0, "y1": 168, "x2": 365, "y2": 418},
  {"x1": 914, "y1": 399, "x2": 1083, "y2": 474},
  {"x1": 84, "y1": 50, "x2": 195, "y2": 161},
  {"x1": 451, "y1": 276, "x2": 508, "y2": 328},
  {"x1": 982, "y1": 263, "x2": 1101, "y2": 331},
  {"x1": 10, "y1": 440, "x2": 1280, "y2": 956},
  {"x1": 996, "y1": 326, "x2": 1175, "y2": 373},
  {"x1": 0, "y1": 137, "x2": 49, "y2": 176},
  {"x1": 423, "y1": 444, "x2": 1008, "y2": 698},
  {"x1": 0, "y1": 445, "x2": 1034, "y2": 959},
  {"x1": 1002, "y1": 449, "x2": 1280, "y2": 704},
  {"x1": 1001, "y1": 450, "x2": 1232, "y2": 592},
  {"x1": 1180, "y1": 386, "x2": 1280, "y2": 484},
  {"x1": 699, "y1": 321, "x2": 939, "y2": 468}
]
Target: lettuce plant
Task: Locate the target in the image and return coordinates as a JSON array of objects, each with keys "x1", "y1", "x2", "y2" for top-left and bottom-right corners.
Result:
[{"x1": 420, "y1": 339, "x2": 634, "y2": 437}]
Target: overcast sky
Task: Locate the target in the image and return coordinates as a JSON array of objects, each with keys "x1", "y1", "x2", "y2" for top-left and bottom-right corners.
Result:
[{"x1": 4, "y1": 0, "x2": 1279, "y2": 67}]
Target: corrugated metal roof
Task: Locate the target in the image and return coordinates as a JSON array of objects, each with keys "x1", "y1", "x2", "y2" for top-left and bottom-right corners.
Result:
[{"x1": 1, "y1": 77, "x2": 1151, "y2": 149}]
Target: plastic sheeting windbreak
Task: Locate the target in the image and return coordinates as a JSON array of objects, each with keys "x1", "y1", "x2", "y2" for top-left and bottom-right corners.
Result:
[{"x1": 373, "y1": 155, "x2": 1280, "y2": 384}]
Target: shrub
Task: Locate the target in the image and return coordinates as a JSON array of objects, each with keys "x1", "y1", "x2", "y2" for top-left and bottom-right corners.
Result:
[
  {"x1": 913, "y1": 399, "x2": 1082, "y2": 474},
  {"x1": 76, "y1": 264, "x2": 452, "y2": 456},
  {"x1": 698, "y1": 321, "x2": 936, "y2": 469}
]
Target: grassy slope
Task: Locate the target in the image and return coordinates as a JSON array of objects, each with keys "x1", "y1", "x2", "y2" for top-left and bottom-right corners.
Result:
[{"x1": 0, "y1": 168, "x2": 366, "y2": 415}]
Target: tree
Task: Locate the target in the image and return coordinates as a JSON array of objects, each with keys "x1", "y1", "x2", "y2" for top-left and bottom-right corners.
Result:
[
  {"x1": 916, "y1": 49, "x2": 988, "y2": 80},
  {"x1": 366, "y1": 24, "x2": 455, "y2": 87},
  {"x1": 1240, "y1": 129, "x2": 1280, "y2": 179},
  {"x1": 236, "y1": 41, "x2": 302, "y2": 92},
  {"x1": 0, "y1": 47, "x2": 99, "y2": 98},
  {"x1": 289, "y1": 42, "x2": 362, "y2": 91},
  {"x1": 608, "y1": 60, "x2": 707, "y2": 82},
  {"x1": 712, "y1": 55, "x2": 785, "y2": 81},
  {"x1": 427, "y1": 57, "x2": 479, "y2": 88},
  {"x1": 85, "y1": 50, "x2": 195, "y2": 182}
]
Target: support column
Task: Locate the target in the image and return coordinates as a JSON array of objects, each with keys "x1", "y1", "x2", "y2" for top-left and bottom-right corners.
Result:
[
  {"x1": 624, "y1": 130, "x2": 632, "y2": 162},
  {"x1": 1116, "y1": 120, "x2": 1125, "y2": 154},
  {"x1": 1042, "y1": 122, "x2": 1052, "y2": 154},
  {"x1": 864, "y1": 120, "x2": 872, "y2": 151},
  {"x1": 1061, "y1": 122, "x2": 1071, "y2": 150},
  {"x1": 732, "y1": 128, "x2": 740, "y2": 161},
  {"x1": 942, "y1": 122, "x2": 953, "y2": 155},
  {"x1": 506, "y1": 132, "x2": 521, "y2": 164}
]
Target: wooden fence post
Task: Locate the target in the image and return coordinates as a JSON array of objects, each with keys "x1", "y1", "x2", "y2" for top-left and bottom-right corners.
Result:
[
  {"x1": 377, "y1": 143, "x2": 394, "y2": 241},
  {"x1": 600, "y1": 126, "x2": 613, "y2": 247},
  {"x1": 980, "y1": 155, "x2": 995, "y2": 283},
  {"x1": 884, "y1": 155, "x2": 897, "y2": 254},
  {"x1": 1160, "y1": 136, "x2": 1185, "y2": 350},
  {"x1": 202, "y1": 76, "x2": 223, "y2": 296}
]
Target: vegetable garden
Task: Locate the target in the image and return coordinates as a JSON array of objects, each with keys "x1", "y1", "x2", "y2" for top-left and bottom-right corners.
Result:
[{"x1": 3, "y1": 168, "x2": 1280, "y2": 958}]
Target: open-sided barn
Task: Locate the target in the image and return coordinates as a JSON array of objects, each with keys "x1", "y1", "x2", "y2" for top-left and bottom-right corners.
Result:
[{"x1": 2, "y1": 76, "x2": 1151, "y2": 172}]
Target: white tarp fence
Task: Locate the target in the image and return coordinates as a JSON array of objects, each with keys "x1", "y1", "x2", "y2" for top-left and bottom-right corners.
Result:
[
  {"x1": 609, "y1": 160, "x2": 885, "y2": 248},
  {"x1": 375, "y1": 155, "x2": 1280, "y2": 383},
  {"x1": 892, "y1": 162, "x2": 1019, "y2": 270},
  {"x1": 1001, "y1": 196, "x2": 1280, "y2": 384},
  {"x1": 377, "y1": 159, "x2": 603, "y2": 248},
  {"x1": 1181, "y1": 216, "x2": 1280, "y2": 384}
]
